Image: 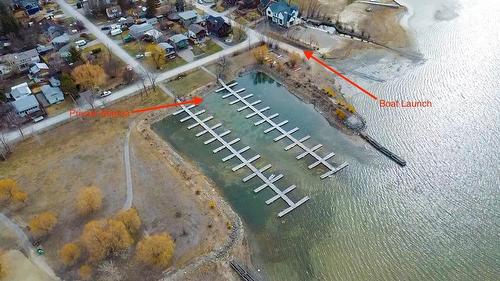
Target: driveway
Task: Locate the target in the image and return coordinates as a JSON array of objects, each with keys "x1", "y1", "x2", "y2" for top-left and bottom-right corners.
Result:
[{"x1": 177, "y1": 49, "x2": 195, "y2": 62}]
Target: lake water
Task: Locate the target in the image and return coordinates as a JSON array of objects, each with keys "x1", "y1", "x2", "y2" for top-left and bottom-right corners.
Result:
[{"x1": 154, "y1": 0, "x2": 499, "y2": 280}]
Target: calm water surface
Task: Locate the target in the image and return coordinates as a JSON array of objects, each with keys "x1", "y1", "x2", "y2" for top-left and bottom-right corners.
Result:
[{"x1": 154, "y1": 0, "x2": 499, "y2": 280}]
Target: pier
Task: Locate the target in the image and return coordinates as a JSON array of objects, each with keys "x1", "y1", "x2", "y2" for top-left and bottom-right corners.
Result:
[
  {"x1": 173, "y1": 102, "x2": 309, "y2": 218},
  {"x1": 216, "y1": 80, "x2": 348, "y2": 179},
  {"x1": 359, "y1": 132, "x2": 407, "y2": 166}
]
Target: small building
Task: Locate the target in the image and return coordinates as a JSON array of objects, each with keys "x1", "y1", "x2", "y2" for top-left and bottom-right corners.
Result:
[
  {"x1": 144, "y1": 29, "x2": 164, "y2": 43},
  {"x1": 0, "y1": 48, "x2": 40, "y2": 72},
  {"x1": 11, "y1": 95, "x2": 41, "y2": 117},
  {"x1": 36, "y1": 44, "x2": 54, "y2": 55},
  {"x1": 29, "y1": 62, "x2": 50, "y2": 78},
  {"x1": 128, "y1": 23, "x2": 154, "y2": 39},
  {"x1": 106, "y1": 5, "x2": 122, "y2": 19},
  {"x1": 40, "y1": 85, "x2": 64, "y2": 105},
  {"x1": 158, "y1": 42, "x2": 176, "y2": 57},
  {"x1": 49, "y1": 77, "x2": 61, "y2": 87},
  {"x1": 168, "y1": 34, "x2": 189, "y2": 50},
  {"x1": 206, "y1": 16, "x2": 231, "y2": 38},
  {"x1": 188, "y1": 24, "x2": 207, "y2": 43},
  {"x1": 266, "y1": 1, "x2": 298, "y2": 28},
  {"x1": 14, "y1": 0, "x2": 41, "y2": 15},
  {"x1": 46, "y1": 24, "x2": 66, "y2": 39},
  {"x1": 51, "y1": 33, "x2": 71, "y2": 48},
  {"x1": 178, "y1": 10, "x2": 198, "y2": 27},
  {"x1": 9, "y1": 82, "x2": 32, "y2": 100},
  {"x1": 0, "y1": 64, "x2": 12, "y2": 76}
]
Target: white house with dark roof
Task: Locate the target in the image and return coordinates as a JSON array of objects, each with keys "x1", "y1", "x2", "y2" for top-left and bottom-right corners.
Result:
[{"x1": 266, "y1": 2, "x2": 298, "y2": 28}]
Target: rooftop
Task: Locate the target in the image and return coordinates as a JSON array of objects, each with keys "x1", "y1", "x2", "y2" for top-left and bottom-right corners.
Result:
[{"x1": 178, "y1": 10, "x2": 198, "y2": 20}]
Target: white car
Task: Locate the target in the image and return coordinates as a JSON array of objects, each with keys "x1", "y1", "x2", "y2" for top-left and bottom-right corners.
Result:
[
  {"x1": 99, "y1": 90, "x2": 112, "y2": 98},
  {"x1": 110, "y1": 28, "x2": 122, "y2": 36},
  {"x1": 75, "y1": 39, "x2": 87, "y2": 47},
  {"x1": 135, "y1": 53, "x2": 145, "y2": 59}
]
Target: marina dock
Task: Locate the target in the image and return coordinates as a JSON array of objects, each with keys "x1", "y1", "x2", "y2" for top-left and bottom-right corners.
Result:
[
  {"x1": 173, "y1": 102, "x2": 309, "y2": 218},
  {"x1": 216, "y1": 80, "x2": 348, "y2": 179}
]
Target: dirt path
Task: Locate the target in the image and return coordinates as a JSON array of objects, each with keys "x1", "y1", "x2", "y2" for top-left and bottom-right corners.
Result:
[
  {"x1": 0, "y1": 213, "x2": 60, "y2": 280},
  {"x1": 122, "y1": 126, "x2": 133, "y2": 210}
]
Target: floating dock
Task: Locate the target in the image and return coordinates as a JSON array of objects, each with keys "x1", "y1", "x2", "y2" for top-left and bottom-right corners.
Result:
[
  {"x1": 216, "y1": 80, "x2": 348, "y2": 179},
  {"x1": 173, "y1": 102, "x2": 309, "y2": 218}
]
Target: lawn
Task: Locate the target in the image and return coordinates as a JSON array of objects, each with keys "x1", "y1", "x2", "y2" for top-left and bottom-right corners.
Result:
[
  {"x1": 192, "y1": 39, "x2": 223, "y2": 58},
  {"x1": 122, "y1": 40, "x2": 145, "y2": 57},
  {"x1": 45, "y1": 99, "x2": 73, "y2": 117},
  {"x1": 165, "y1": 68, "x2": 215, "y2": 96}
]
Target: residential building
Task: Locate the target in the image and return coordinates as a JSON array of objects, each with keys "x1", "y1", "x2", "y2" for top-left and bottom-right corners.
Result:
[
  {"x1": 36, "y1": 44, "x2": 54, "y2": 55},
  {"x1": 158, "y1": 42, "x2": 176, "y2": 57},
  {"x1": 206, "y1": 16, "x2": 231, "y2": 38},
  {"x1": 49, "y1": 77, "x2": 61, "y2": 87},
  {"x1": 9, "y1": 82, "x2": 32, "y2": 100},
  {"x1": 188, "y1": 24, "x2": 207, "y2": 43},
  {"x1": 0, "y1": 48, "x2": 40, "y2": 72},
  {"x1": 144, "y1": 29, "x2": 164, "y2": 43},
  {"x1": 29, "y1": 62, "x2": 50, "y2": 78},
  {"x1": 106, "y1": 5, "x2": 122, "y2": 19},
  {"x1": 14, "y1": 0, "x2": 41, "y2": 15},
  {"x1": 40, "y1": 85, "x2": 64, "y2": 104},
  {"x1": 168, "y1": 34, "x2": 189, "y2": 50},
  {"x1": 178, "y1": 10, "x2": 198, "y2": 27},
  {"x1": 266, "y1": 1, "x2": 298, "y2": 28},
  {"x1": 12, "y1": 95, "x2": 41, "y2": 117},
  {"x1": 51, "y1": 33, "x2": 71, "y2": 48},
  {"x1": 0, "y1": 64, "x2": 11, "y2": 76},
  {"x1": 129, "y1": 23, "x2": 154, "y2": 39}
]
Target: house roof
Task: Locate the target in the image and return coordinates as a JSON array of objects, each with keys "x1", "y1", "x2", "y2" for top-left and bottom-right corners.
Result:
[
  {"x1": 158, "y1": 42, "x2": 174, "y2": 50},
  {"x1": 129, "y1": 23, "x2": 154, "y2": 38},
  {"x1": 6, "y1": 48, "x2": 39, "y2": 63},
  {"x1": 144, "y1": 29, "x2": 163, "y2": 39},
  {"x1": 30, "y1": 62, "x2": 49, "y2": 74},
  {"x1": 178, "y1": 10, "x2": 197, "y2": 21},
  {"x1": 41, "y1": 85, "x2": 64, "y2": 104},
  {"x1": 10, "y1": 82, "x2": 32, "y2": 99},
  {"x1": 188, "y1": 24, "x2": 206, "y2": 34},
  {"x1": 51, "y1": 33, "x2": 71, "y2": 44},
  {"x1": 207, "y1": 15, "x2": 229, "y2": 28},
  {"x1": 49, "y1": 77, "x2": 61, "y2": 87},
  {"x1": 12, "y1": 94, "x2": 39, "y2": 113},
  {"x1": 36, "y1": 44, "x2": 54, "y2": 53},
  {"x1": 169, "y1": 34, "x2": 188, "y2": 43},
  {"x1": 268, "y1": 2, "x2": 298, "y2": 15}
]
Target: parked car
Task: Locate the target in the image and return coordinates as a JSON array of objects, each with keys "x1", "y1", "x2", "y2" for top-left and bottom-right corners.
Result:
[
  {"x1": 33, "y1": 116, "x2": 44, "y2": 123},
  {"x1": 111, "y1": 28, "x2": 122, "y2": 36},
  {"x1": 135, "y1": 53, "x2": 144, "y2": 59},
  {"x1": 101, "y1": 26, "x2": 111, "y2": 30},
  {"x1": 123, "y1": 34, "x2": 134, "y2": 43},
  {"x1": 75, "y1": 39, "x2": 87, "y2": 47},
  {"x1": 99, "y1": 90, "x2": 112, "y2": 98}
]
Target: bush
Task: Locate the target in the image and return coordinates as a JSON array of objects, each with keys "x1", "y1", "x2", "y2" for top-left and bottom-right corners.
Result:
[
  {"x1": 114, "y1": 208, "x2": 141, "y2": 235},
  {"x1": 59, "y1": 243, "x2": 81, "y2": 266},
  {"x1": 28, "y1": 211, "x2": 58, "y2": 238},
  {"x1": 79, "y1": 265, "x2": 92, "y2": 280},
  {"x1": 135, "y1": 233, "x2": 175, "y2": 268},
  {"x1": 76, "y1": 186, "x2": 103, "y2": 215}
]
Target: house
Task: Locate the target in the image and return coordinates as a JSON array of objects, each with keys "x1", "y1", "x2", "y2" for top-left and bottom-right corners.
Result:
[
  {"x1": 40, "y1": 85, "x2": 64, "y2": 104},
  {"x1": 178, "y1": 10, "x2": 198, "y2": 27},
  {"x1": 106, "y1": 5, "x2": 122, "y2": 19},
  {"x1": 158, "y1": 42, "x2": 176, "y2": 57},
  {"x1": 11, "y1": 95, "x2": 41, "y2": 117},
  {"x1": 129, "y1": 23, "x2": 154, "y2": 39},
  {"x1": 0, "y1": 64, "x2": 12, "y2": 76},
  {"x1": 36, "y1": 44, "x2": 54, "y2": 55},
  {"x1": 0, "y1": 48, "x2": 40, "y2": 72},
  {"x1": 29, "y1": 62, "x2": 50, "y2": 78},
  {"x1": 266, "y1": 1, "x2": 298, "y2": 28},
  {"x1": 14, "y1": 0, "x2": 41, "y2": 15},
  {"x1": 49, "y1": 77, "x2": 61, "y2": 87},
  {"x1": 144, "y1": 29, "x2": 164, "y2": 43},
  {"x1": 51, "y1": 33, "x2": 71, "y2": 48},
  {"x1": 168, "y1": 34, "x2": 189, "y2": 50},
  {"x1": 9, "y1": 82, "x2": 32, "y2": 100},
  {"x1": 188, "y1": 24, "x2": 207, "y2": 43},
  {"x1": 206, "y1": 16, "x2": 231, "y2": 38},
  {"x1": 46, "y1": 24, "x2": 66, "y2": 39}
]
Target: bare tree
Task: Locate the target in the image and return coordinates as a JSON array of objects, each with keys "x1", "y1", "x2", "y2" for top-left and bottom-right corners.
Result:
[
  {"x1": 97, "y1": 261, "x2": 122, "y2": 281},
  {"x1": 216, "y1": 56, "x2": 231, "y2": 80}
]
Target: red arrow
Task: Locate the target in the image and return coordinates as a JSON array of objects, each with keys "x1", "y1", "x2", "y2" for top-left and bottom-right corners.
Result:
[
  {"x1": 304, "y1": 50, "x2": 378, "y2": 100},
  {"x1": 131, "y1": 97, "x2": 203, "y2": 114}
]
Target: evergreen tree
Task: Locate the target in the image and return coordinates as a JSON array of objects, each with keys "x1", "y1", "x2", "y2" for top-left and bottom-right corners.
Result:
[
  {"x1": 69, "y1": 46, "x2": 82, "y2": 63},
  {"x1": 175, "y1": 0, "x2": 185, "y2": 12},
  {"x1": 146, "y1": 0, "x2": 157, "y2": 18},
  {"x1": 0, "y1": 1, "x2": 19, "y2": 35}
]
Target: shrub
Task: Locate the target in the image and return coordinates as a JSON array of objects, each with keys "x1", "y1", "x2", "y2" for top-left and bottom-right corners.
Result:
[
  {"x1": 135, "y1": 233, "x2": 175, "y2": 268},
  {"x1": 59, "y1": 243, "x2": 81, "y2": 266}
]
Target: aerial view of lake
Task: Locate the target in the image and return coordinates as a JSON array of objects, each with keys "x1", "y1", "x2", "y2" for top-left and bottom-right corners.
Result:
[{"x1": 154, "y1": 0, "x2": 499, "y2": 280}]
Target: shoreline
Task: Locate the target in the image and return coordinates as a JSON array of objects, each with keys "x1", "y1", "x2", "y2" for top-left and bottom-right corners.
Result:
[{"x1": 135, "y1": 85, "x2": 253, "y2": 281}]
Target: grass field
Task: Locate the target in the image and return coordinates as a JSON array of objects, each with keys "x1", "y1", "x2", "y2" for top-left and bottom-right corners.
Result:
[
  {"x1": 165, "y1": 68, "x2": 215, "y2": 96},
  {"x1": 192, "y1": 39, "x2": 223, "y2": 58}
]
